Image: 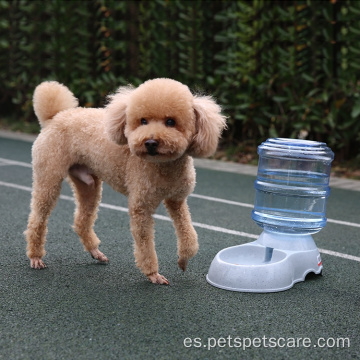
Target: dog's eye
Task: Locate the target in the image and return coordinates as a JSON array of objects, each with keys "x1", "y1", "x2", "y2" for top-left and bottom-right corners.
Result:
[
  {"x1": 165, "y1": 118, "x2": 176, "y2": 127},
  {"x1": 141, "y1": 118, "x2": 148, "y2": 125}
]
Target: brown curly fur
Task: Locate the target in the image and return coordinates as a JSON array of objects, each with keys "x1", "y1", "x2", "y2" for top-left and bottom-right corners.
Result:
[{"x1": 25, "y1": 78, "x2": 226, "y2": 284}]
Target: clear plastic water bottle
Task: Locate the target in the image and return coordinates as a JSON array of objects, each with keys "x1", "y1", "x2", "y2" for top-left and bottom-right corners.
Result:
[{"x1": 252, "y1": 138, "x2": 334, "y2": 235}]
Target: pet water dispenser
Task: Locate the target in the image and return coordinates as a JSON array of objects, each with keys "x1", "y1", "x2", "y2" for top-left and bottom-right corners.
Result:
[{"x1": 207, "y1": 138, "x2": 334, "y2": 292}]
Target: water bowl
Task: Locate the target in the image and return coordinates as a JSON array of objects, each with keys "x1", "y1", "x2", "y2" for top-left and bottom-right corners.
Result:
[
  {"x1": 206, "y1": 240, "x2": 323, "y2": 292},
  {"x1": 206, "y1": 138, "x2": 333, "y2": 292}
]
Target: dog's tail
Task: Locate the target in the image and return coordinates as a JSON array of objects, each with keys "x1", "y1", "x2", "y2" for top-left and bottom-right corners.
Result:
[{"x1": 33, "y1": 81, "x2": 79, "y2": 127}]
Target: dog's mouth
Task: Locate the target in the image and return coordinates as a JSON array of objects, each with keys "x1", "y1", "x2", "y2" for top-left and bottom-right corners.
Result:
[
  {"x1": 147, "y1": 149, "x2": 159, "y2": 156},
  {"x1": 130, "y1": 137, "x2": 187, "y2": 162}
]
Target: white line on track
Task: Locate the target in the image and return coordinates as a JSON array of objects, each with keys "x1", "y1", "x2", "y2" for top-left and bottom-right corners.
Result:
[
  {"x1": 1, "y1": 157, "x2": 360, "y2": 227},
  {"x1": 318, "y1": 248, "x2": 360, "y2": 262},
  {"x1": 326, "y1": 218, "x2": 360, "y2": 228},
  {"x1": 1, "y1": 157, "x2": 360, "y2": 229},
  {"x1": 189, "y1": 193, "x2": 360, "y2": 229},
  {"x1": 0, "y1": 180, "x2": 359, "y2": 263},
  {"x1": 189, "y1": 193, "x2": 253, "y2": 208},
  {"x1": 0, "y1": 181, "x2": 33, "y2": 192},
  {"x1": 0, "y1": 158, "x2": 32, "y2": 168}
]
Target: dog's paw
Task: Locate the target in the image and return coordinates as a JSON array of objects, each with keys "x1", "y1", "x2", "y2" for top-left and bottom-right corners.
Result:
[
  {"x1": 89, "y1": 248, "x2": 109, "y2": 263},
  {"x1": 30, "y1": 257, "x2": 47, "y2": 269},
  {"x1": 178, "y1": 257, "x2": 188, "y2": 272},
  {"x1": 147, "y1": 273, "x2": 170, "y2": 285}
]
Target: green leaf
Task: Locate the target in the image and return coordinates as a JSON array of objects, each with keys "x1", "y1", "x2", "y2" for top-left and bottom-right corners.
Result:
[
  {"x1": 302, "y1": 73, "x2": 314, "y2": 82},
  {"x1": 269, "y1": 126, "x2": 278, "y2": 138},
  {"x1": 272, "y1": 96, "x2": 288, "y2": 103},
  {"x1": 351, "y1": 102, "x2": 360, "y2": 118},
  {"x1": 307, "y1": 88, "x2": 320, "y2": 98},
  {"x1": 349, "y1": 26, "x2": 360, "y2": 36}
]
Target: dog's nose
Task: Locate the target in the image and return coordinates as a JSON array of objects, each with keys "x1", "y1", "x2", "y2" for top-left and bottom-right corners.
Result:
[{"x1": 145, "y1": 139, "x2": 159, "y2": 155}]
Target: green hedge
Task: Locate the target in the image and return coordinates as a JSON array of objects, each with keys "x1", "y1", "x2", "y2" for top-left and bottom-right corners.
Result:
[{"x1": 1, "y1": 0, "x2": 360, "y2": 160}]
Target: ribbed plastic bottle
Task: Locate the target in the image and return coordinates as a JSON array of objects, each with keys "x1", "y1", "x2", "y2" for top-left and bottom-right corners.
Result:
[{"x1": 252, "y1": 138, "x2": 334, "y2": 235}]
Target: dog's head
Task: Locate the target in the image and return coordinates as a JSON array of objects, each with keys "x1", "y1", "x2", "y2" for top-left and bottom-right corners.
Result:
[{"x1": 106, "y1": 78, "x2": 226, "y2": 162}]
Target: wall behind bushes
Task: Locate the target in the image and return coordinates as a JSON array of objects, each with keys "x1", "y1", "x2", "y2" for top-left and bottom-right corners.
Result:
[{"x1": 1, "y1": 0, "x2": 359, "y2": 161}]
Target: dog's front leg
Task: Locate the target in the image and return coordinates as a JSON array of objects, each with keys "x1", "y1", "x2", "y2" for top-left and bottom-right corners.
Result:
[
  {"x1": 164, "y1": 198, "x2": 199, "y2": 272},
  {"x1": 128, "y1": 202, "x2": 169, "y2": 285}
]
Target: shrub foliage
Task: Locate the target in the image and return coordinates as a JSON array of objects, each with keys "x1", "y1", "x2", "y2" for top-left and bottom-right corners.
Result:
[{"x1": 1, "y1": 0, "x2": 359, "y2": 160}]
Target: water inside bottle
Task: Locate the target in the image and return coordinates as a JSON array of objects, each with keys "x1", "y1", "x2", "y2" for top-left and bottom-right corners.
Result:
[{"x1": 251, "y1": 138, "x2": 334, "y2": 235}]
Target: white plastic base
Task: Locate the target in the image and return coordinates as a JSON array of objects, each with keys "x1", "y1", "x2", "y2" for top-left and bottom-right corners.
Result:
[{"x1": 206, "y1": 231, "x2": 323, "y2": 293}]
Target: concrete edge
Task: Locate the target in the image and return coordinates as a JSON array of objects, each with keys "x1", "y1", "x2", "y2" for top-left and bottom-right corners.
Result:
[
  {"x1": 194, "y1": 158, "x2": 360, "y2": 192},
  {"x1": 0, "y1": 129, "x2": 38, "y2": 142},
  {"x1": 1, "y1": 130, "x2": 360, "y2": 192},
  {"x1": 193, "y1": 158, "x2": 258, "y2": 176}
]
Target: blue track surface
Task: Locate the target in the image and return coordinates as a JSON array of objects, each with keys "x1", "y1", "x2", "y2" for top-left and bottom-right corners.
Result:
[{"x1": 0, "y1": 134, "x2": 359, "y2": 359}]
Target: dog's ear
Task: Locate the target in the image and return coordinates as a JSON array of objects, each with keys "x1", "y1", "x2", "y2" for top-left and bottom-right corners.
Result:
[
  {"x1": 188, "y1": 95, "x2": 227, "y2": 157},
  {"x1": 105, "y1": 86, "x2": 134, "y2": 145}
]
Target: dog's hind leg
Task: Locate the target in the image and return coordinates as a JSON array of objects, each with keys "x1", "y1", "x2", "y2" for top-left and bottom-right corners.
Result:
[
  {"x1": 67, "y1": 174, "x2": 108, "y2": 264},
  {"x1": 164, "y1": 198, "x2": 199, "y2": 272},
  {"x1": 25, "y1": 173, "x2": 63, "y2": 269}
]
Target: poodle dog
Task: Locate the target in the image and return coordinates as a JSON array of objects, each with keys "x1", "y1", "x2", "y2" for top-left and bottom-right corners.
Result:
[{"x1": 25, "y1": 78, "x2": 226, "y2": 284}]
